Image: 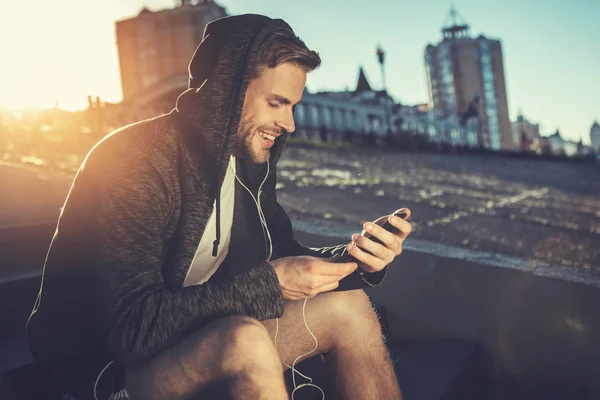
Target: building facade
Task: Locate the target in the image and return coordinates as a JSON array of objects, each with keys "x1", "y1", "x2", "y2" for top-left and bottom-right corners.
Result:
[
  {"x1": 546, "y1": 130, "x2": 580, "y2": 157},
  {"x1": 294, "y1": 67, "x2": 481, "y2": 148},
  {"x1": 293, "y1": 67, "x2": 395, "y2": 142},
  {"x1": 424, "y1": 8, "x2": 513, "y2": 151},
  {"x1": 115, "y1": 0, "x2": 227, "y2": 113}
]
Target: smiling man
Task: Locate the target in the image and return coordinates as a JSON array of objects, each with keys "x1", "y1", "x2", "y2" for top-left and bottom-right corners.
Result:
[
  {"x1": 27, "y1": 14, "x2": 410, "y2": 400},
  {"x1": 234, "y1": 60, "x2": 303, "y2": 164}
]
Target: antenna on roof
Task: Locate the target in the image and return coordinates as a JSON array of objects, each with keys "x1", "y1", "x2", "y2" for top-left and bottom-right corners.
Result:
[
  {"x1": 442, "y1": 4, "x2": 470, "y2": 39},
  {"x1": 444, "y1": 3, "x2": 468, "y2": 27}
]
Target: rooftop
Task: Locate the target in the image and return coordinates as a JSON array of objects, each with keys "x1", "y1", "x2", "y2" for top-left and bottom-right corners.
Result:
[{"x1": 442, "y1": 6, "x2": 470, "y2": 40}]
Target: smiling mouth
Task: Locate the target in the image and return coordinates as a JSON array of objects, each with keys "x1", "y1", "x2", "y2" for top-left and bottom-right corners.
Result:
[
  {"x1": 259, "y1": 130, "x2": 280, "y2": 141},
  {"x1": 258, "y1": 130, "x2": 281, "y2": 148}
]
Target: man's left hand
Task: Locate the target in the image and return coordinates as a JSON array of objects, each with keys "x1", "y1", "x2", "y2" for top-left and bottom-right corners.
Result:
[{"x1": 345, "y1": 208, "x2": 412, "y2": 273}]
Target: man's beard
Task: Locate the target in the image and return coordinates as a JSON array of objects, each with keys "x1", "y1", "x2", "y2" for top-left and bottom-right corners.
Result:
[{"x1": 233, "y1": 118, "x2": 272, "y2": 164}]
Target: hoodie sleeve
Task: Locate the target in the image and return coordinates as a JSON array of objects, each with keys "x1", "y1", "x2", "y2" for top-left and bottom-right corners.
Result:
[
  {"x1": 71, "y1": 147, "x2": 283, "y2": 363},
  {"x1": 265, "y1": 167, "x2": 388, "y2": 291}
]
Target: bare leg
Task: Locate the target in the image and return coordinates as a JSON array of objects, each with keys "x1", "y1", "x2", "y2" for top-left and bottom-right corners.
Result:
[
  {"x1": 262, "y1": 290, "x2": 401, "y2": 400},
  {"x1": 125, "y1": 316, "x2": 288, "y2": 400}
]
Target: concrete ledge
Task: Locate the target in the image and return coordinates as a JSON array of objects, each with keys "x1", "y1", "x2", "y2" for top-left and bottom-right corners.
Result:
[
  {"x1": 0, "y1": 222, "x2": 55, "y2": 283},
  {"x1": 294, "y1": 230, "x2": 600, "y2": 398},
  {"x1": 1, "y1": 225, "x2": 599, "y2": 398},
  {"x1": 0, "y1": 223, "x2": 54, "y2": 340}
]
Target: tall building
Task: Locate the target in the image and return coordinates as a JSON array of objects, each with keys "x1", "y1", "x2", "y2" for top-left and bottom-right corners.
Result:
[
  {"x1": 590, "y1": 121, "x2": 600, "y2": 153},
  {"x1": 115, "y1": 0, "x2": 227, "y2": 111},
  {"x1": 424, "y1": 7, "x2": 513, "y2": 151}
]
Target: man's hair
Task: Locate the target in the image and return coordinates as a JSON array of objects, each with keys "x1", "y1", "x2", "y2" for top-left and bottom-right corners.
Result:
[{"x1": 250, "y1": 27, "x2": 321, "y2": 79}]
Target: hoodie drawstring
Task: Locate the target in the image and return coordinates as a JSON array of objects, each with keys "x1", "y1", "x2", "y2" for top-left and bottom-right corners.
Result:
[
  {"x1": 212, "y1": 186, "x2": 221, "y2": 257},
  {"x1": 212, "y1": 157, "x2": 223, "y2": 257}
]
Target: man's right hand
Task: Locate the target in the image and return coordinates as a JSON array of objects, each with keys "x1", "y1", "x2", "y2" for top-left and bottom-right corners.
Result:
[{"x1": 269, "y1": 255, "x2": 358, "y2": 300}]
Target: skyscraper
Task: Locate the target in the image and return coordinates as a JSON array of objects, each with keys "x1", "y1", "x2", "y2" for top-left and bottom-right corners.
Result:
[
  {"x1": 590, "y1": 121, "x2": 600, "y2": 153},
  {"x1": 425, "y1": 7, "x2": 513, "y2": 151},
  {"x1": 115, "y1": 0, "x2": 227, "y2": 108}
]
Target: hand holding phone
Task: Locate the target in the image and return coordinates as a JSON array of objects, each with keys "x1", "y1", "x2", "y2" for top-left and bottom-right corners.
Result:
[{"x1": 337, "y1": 209, "x2": 410, "y2": 264}]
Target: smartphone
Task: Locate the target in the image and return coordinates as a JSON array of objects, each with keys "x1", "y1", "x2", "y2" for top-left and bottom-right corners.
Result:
[{"x1": 337, "y1": 210, "x2": 408, "y2": 263}]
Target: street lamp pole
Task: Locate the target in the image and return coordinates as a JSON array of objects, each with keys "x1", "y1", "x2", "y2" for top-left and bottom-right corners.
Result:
[
  {"x1": 377, "y1": 45, "x2": 387, "y2": 91},
  {"x1": 377, "y1": 45, "x2": 393, "y2": 143}
]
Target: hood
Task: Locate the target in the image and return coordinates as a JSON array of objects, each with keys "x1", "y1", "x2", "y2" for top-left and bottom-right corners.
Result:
[
  {"x1": 175, "y1": 14, "x2": 295, "y2": 257},
  {"x1": 176, "y1": 14, "x2": 293, "y2": 167}
]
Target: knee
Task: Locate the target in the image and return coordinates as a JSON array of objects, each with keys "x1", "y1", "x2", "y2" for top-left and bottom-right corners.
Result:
[
  {"x1": 327, "y1": 290, "x2": 381, "y2": 334},
  {"x1": 213, "y1": 316, "x2": 282, "y2": 376}
]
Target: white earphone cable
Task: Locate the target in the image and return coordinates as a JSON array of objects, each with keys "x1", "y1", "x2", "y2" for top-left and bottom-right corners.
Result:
[
  {"x1": 233, "y1": 160, "x2": 272, "y2": 260},
  {"x1": 274, "y1": 298, "x2": 325, "y2": 400},
  {"x1": 93, "y1": 360, "x2": 114, "y2": 400},
  {"x1": 236, "y1": 160, "x2": 323, "y2": 398}
]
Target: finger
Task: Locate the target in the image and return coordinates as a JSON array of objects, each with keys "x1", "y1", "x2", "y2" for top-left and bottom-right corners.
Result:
[
  {"x1": 387, "y1": 211, "x2": 413, "y2": 240},
  {"x1": 308, "y1": 267, "x2": 354, "y2": 289},
  {"x1": 282, "y1": 288, "x2": 311, "y2": 301},
  {"x1": 400, "y1": 208, "x2": 411, "y2": 220},
  {"x1": 346, "y1": 241, "x2": 387, "y2": 273},
  {"x1": 388, "y1": 208, "x2": 411, "y2": 221},
  {"x1": 316, "y1": 280, "x2": 340, "y2": 294},
  {"x1": 371, "y1": 208, "x2": 409, "y2": 229},
  {"x1": 352, "y1": 233, "x2": 395, "y2": 264},
  {"x1": 363, "y1": 221, "x2": 402, "y2": 253},
  {"x1": 308, "y1": 279, "x2": 342, "y2": 297},
  {"x1": 313, "y1": 260, "x2": 357, "y2": 276}
]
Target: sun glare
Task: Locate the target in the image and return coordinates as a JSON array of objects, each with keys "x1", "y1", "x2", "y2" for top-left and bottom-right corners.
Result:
[{"x1": 0, "y1": 0, "x2": 123, "y2": 111}]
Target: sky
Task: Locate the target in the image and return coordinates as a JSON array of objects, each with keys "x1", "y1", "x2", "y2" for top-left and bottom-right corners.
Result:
[{"x1": 1, "y1": 0, "x2": 598, "y2": 143}]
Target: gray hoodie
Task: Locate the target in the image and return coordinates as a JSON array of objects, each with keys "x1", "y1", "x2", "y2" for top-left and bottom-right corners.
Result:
[{"x1": 26, "y1": 13, "x2": 386, "y2": 397}]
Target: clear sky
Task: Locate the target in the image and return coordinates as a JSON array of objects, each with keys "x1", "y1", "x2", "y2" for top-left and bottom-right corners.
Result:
[{"x1": 1, "y1": 0, "x2": 598, "y2": 143}]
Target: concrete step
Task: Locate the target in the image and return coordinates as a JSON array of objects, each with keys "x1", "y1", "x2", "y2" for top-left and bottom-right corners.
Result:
[{"x1": 1, "y1": 336, "x2": 491, "y2": 400}]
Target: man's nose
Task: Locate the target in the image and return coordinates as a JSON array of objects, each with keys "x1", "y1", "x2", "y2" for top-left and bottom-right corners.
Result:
[{"x1": 276, "y1": 109, "x2": 295, "y2": 134}]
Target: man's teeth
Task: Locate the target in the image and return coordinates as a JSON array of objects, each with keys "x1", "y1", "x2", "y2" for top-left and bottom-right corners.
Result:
[{"x1": 261, "y1": 133, "x2": 275, "y2": 141}]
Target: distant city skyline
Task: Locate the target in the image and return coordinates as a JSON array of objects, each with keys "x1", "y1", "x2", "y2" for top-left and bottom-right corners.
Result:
[{"x1": 1, "y1": 0, "x2": 598, "y2": 144}]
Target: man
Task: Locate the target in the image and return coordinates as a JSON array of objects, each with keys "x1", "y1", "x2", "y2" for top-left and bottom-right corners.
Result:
[{"x1": 27, "y1": 14, "x2": 412, "y2": 400}]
